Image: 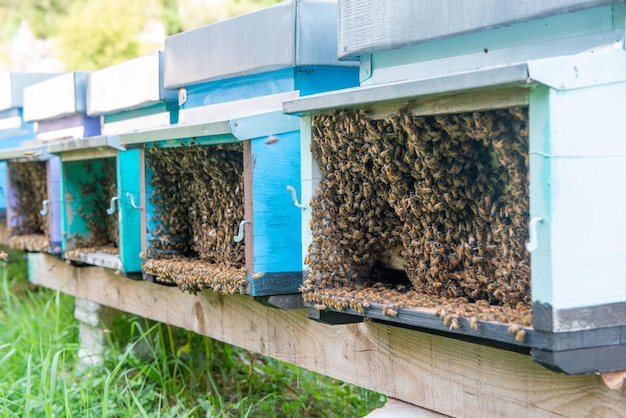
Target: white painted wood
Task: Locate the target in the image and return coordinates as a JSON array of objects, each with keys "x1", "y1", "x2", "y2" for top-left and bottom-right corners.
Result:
[
  {"x1": 102, "y1": 113, "x2": 172, "y2": 135},
  {"x1": 178, "y1": 91, "x2": 299, "y2": 125}
]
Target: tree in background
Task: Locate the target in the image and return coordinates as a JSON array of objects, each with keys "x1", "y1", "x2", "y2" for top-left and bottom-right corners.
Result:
[
  {"x1": 55, "y1": 0, "x2": 152, "y2": 70},
  {"x1": 0, "y1": 0, "x2": 74, "y2": 39},
  {"x1": 0, "y1": 0, "x2": 285, "y2": 71}
]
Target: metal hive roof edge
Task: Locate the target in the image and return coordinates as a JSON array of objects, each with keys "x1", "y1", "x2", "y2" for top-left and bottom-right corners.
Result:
[
  {"x1": 283, "y1": 49, "x2": 626, "y2": 115},
  {"x1": 163, "y1": 0, "x2": 355, "y2": 89},
  {"x1": 283, "y1": 64, "x2": 532, "y2": 115},
  {"x1": 337, "y1": 0, "x2": 620, "y2": 60}
]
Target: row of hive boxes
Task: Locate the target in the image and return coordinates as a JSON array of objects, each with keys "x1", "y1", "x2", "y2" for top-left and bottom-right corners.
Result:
[
  {"x1": 5, "y1": 0, "x2": 626, "y2": 375},
  {"x1": 3, "y1": 0, "x2": 359, "y2": 297},
  {"x1": 7, "y1": 113, "x2": 310, "y2": 295}
]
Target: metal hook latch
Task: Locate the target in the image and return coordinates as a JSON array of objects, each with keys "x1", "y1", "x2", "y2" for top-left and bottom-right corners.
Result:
[
  {"x1": 40, "y1": 199, "x2": 50, "y2": 216},
  {"x1": 126, "y1": 192, "x2": 141, "y2": 209},
  {"x1": 106, "y1": 196, "x2": 120, "y2": 215},
  {"x1": 233, "y1": 220, "x2": 250, "y2": 243},
  {"x1": 525, "y1": 217, "x2": 543, "y2": 252},
  {"x1": 286, "y1": 185, "x2": 307, "y2": 210}
]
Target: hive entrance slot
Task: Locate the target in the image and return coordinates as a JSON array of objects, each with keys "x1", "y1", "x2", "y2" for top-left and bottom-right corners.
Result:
[
  {"x1": 142, "y1": 142, "x2": 246, "y2": 294},
  {"x1": 64, "y1": 157, "x2": 119, "y2": 260},
  {"x1": 305, "y1": 106, "x2": 532, "y2": 328},
  {"x1": 8, "y1": 161, "x2": 51, "y2": 252}
]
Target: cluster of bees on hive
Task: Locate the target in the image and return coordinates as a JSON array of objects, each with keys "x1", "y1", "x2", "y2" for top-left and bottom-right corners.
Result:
[
  {"x1": 7, "y1": 161, "x2": 51, "y2": 252},
  {"x1": 65, "y1": 158, "x2": 119, "y2": 259},
  {"x1": 304, "y1": 106, "x2": 532, "y2": 328},
  {"x1": 142, "y1": 142, "x2": 246, "y2": 294}
]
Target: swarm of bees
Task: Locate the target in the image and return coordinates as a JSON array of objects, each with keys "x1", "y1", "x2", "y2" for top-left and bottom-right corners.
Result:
[
  {"x1": 142, "y1": 142, "x2": 246, "y2": 294},
  {"x1": 304, "y1": 106, "x2": 531, "y2": 327},
  {"x1": 65, "y1": 158, "x2": 119, "y2": 258},
  {"x1": 7, "y1": 161, "x2": 51, "y2": 252}
]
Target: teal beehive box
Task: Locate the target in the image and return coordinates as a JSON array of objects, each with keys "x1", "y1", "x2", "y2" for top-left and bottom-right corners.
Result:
[
  {"x1": 285, "y1": 0, "x2": 626, "y2": 373},
  {"x1": 44, "y1": 52, "x2": 178, "y2": 274}
]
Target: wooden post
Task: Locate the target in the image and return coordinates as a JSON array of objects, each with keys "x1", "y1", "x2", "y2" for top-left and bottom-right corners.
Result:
[{"x1": 73, "y1": 297, "x2": 118, "y2": 370}]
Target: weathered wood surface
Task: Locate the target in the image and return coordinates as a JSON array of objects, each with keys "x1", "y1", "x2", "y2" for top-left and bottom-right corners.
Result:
[{"x1": 29, "y1": 253, "x2": 626, "y2": 418}]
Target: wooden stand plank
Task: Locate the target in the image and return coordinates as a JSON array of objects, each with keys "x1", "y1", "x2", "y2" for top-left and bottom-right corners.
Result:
[{"x1": 29, "y1": 253, "x2": 626, "y2": 417}]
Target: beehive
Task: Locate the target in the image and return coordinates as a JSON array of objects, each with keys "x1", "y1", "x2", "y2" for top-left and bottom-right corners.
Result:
[
  {"x1": 7, "y1": 160, "x2": 50, "y2": 251},
  {"x1": 285, "y1": 0, "x2": 626, "y2": 373},
  {"x1": 304, "y1": 106, "x2": 531, "y2": 326},
  {"x1": 0, "y1": 73, "x2": 66, "y2": 252},
  {"x1": 61, "y1": 155, "x2": 118, "y2": 259},
  {"x1": 142, "y1": 142, "x2": 246, "y2": 294},
  {"x1": 137, "y1": 0, "x2": 359, "y2": 297},
  {"x1": 58, "y1": 51, "x2": 181, "y2": 273}
]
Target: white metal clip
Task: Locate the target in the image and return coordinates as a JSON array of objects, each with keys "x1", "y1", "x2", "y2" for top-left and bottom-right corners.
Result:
[
  {"x1": 40, "y1": 199, "x2": 50, "y2": 216},
  {"x1": 106, "y1": 196, "x2": 120, "y2": 215},
  {"x1": 525, "y1": 217, "x2": 543, "y2": 252},
  {"x1": 126, "y1": 192, "x2": 141, "y2": 209},
  {"x1": 233, "y1": 220, "x2": 250, "y2": 243},
  {"x1": 286, "y1": 185, "x2": 307, "y2": 210}
]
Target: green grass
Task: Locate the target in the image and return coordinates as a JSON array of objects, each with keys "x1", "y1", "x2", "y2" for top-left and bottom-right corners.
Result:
[{"x1": 0, "y1": 251, "x2": 385, "y2": 417}]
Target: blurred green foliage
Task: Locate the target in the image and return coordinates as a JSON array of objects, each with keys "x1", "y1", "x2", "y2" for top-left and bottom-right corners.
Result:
[{"x1": 0, "y1": 0, "x2": 286, "y2": 70}]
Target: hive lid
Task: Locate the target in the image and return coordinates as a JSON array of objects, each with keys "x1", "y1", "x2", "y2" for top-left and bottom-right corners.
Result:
[
  {"x1": 87, "y1": 51, "x2": 177, "y2": 116},
  {"x1": 338, "y1": 0, "x2": 619, "y2": 59},
  {"x1": 23, "y1": 72, "x2": 90, "y2": 122},
  {"x1": 164, "y1": 0, "x2": 354, "y2": 89},
  {"x1": 0, "y1": 73, "x2": 61, "y2": 112}
]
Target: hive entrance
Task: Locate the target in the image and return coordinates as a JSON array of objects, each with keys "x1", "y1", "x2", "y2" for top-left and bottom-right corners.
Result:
[
  {"x1": 142, "y1": 142, "x2": 246, "y2": 294},
  {"x1": 304, "y1": 107, "x2": 532, "y2": 327},
  {"x1": 8, "y1": 161, "x2": 50, "y2": 252},
  {"x1": 65, "y1": 157, "x2": 119, "y2": 258}
]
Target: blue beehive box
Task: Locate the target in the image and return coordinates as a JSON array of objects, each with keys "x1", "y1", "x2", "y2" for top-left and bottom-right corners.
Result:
[
  {"x1": 45, "y1": 52, "x2": 178, "y2": 273},
  {"x1": 0, "y1": 73, "x2": 54, "y2": 228},
  {"x1": 285, "y1": 0, "x2": 626, "y2": 373},
  {"x1": 132, "y1": 0, "x2": 359, "y2": 296},
  {"x1": 0, "y1": 73, "x2": 62, "y2": 252}
]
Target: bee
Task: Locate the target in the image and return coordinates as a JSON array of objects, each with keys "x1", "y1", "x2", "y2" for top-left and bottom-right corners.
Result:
[
  {"x1": 449, "y1": 317, "x2": 460, "y2": 330},
  {"x1": 469, "y1": 316, "x2": 478, "y2": 331},
  {"x1": 251, "y1": 271, "x2": 265, "y2": 279},
  {"x1": 382, "y1": 306, "x2": 398, "y2": 317}
]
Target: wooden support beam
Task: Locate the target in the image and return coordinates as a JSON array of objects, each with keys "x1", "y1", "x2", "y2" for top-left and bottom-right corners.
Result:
[{"x1": 29, "y1": 253, "x2": 626, "y2": 417}]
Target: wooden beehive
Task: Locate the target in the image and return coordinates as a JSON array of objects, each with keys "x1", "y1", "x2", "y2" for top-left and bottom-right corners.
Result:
[
  {"x1": 285, "y1": 0, "x2": 626, "y2": 374},
  {"x1": 135, "y1": 0, "x2": 359, "y2": 298},
  {"x1": 0, "y1": 73, "x2": 64, "y2": 252},
  {"x1": 12, "y1": 72, "x2": 103, "y2": 260},
  {"x1": 42, "y1": 52, "x2": 178, "y2": 273}
]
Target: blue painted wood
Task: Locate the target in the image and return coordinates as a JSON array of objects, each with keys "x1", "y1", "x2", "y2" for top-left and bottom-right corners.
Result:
[
  {"x1": 250, "y1": 131, "x2": 302, "y2": 276},
  {"x1": 0, "y1": 109, "x2": 34, "y2": 146},
  {"x1": 294, "y1": 66, "x2": 359, "y2": 96},
  {"x1": 183, "y1": 69, "x2": 295, "y2": 108},
  {"x1": 47, "y1": 157, "x2": 62, "y2": 252},
  {"x1": 0, "y1": 161, "x2": 7, "y2": 216},
  {"x1": 184, "y1": 66, "x2": 359, "y2": 109},
  {"x1": 530, "y1": 81, "x2": 626, "y2": 317},
  {"x1": 117, "y1": 149, "x2": 142, "y2": 273}
]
